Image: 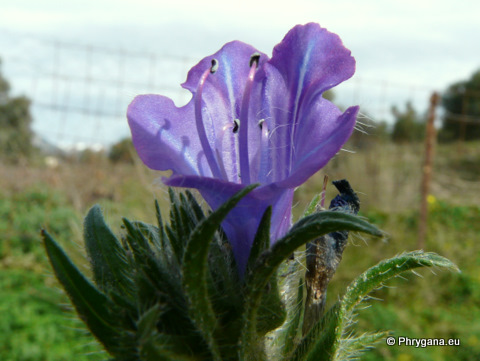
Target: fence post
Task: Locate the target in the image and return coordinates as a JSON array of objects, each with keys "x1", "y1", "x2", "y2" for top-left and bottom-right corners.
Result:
[{"x1": 418, "y1": 92, "x2": 440, "y2": 249}]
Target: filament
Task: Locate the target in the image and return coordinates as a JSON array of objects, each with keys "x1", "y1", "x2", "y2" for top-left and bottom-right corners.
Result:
[
  {"x1": 239, "y1": 53, "x2": 260, "y2": 184},
  {"x1": 194, "y1": 59, "x2": 223, "y2": 179},
  {"x1": 257, "y1": 119, "x2": 269, "y2": 183}
]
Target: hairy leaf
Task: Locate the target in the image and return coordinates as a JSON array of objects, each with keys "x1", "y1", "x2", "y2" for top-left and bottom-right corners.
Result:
[
  {"x1": 241, "y1": 212, "x2": 381, "y2": 360},
  {"x1": 42, "y1": 230, "x2": 122, "y2": 355},
  {"x1": 293, "y1": 251, "x2": 458, "y2": 361},
  {"x1": 84, "y1": 205, "x2": 134, "y2": 297},
  {"x1": 182, "y1": 184, "x2": 258, "y2": 361}
]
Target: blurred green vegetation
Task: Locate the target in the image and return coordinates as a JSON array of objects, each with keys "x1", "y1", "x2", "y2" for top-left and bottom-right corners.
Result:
[
  {"x1": 108, "y1": 138, "x2": 135, "y2": 164},
  {"x1": 0, "y1": 269, "x2": 105, "y2": 361},
  {"x1": 440, "y1": 69, "x2": 480, "y2": 142},
  {"x1": 349, "y1": 201, "x2": 480, "y2": 361},
  {"x1": 391, "y1": 101, "x2": 425, "y2": 143},
  {"x1": 1, "y1": 141, "x2": 479, "y2": 360},
  {"x1": 0, "y1": 59, "x2": 35, "y2": 164},
  {"x1": 0, "y1": 187, "x2": 78, "y2": 263},
  {"x1": 0, "y1": 186, "x2": 104, "y2": 361}
]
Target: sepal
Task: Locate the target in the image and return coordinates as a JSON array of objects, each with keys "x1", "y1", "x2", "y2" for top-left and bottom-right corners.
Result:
[
  {"x1": 249, "y1": 207, "x2": 286, "y2": 335},
  {"x1": 182, "y1": 184, "x2": 258, "y2": 360}
]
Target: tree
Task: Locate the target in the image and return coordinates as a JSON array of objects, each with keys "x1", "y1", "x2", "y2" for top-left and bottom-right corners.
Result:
[
  {"x1": 0, "y1": 59, "x2": 34, "y2": 162},
  {"x1": 440, "y1": 69, "x2": 480, "y2": 142},
  {"x1": 109, "y1": 138, "x2": 134, "y2": 163},
  {"x1": 391, "y1": 102, "x2": 425, "y2": 143}
]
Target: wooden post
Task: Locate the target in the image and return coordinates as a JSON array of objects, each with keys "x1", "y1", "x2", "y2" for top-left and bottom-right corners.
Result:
[{"x1": 418, "y1": 92, "x2": 440, "y2": 249}]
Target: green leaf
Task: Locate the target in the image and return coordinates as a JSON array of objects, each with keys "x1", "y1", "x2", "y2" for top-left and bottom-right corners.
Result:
[
  {"x1": 301, "y1": 193, "x2": 321, "y2": 219},
  {"x1": 181, "y1": 190, "x2": 206, "y2": 224},
  {"x1": 341, "y1": 251, "x2": 458, "y2": 317},
  {"x1": 298, "y1": 325, "x2": 388, "y2": 361},
  {"x1": 246, "y1": 211, "x2": 380, "y2": 313},
  {"x1": 182, "y1": 184, "x2": 258, "y2": 361},
  {"x1": 131, "y1": 220, "x2": 162, "y2": 250},
  {"x1": 240, "y1": 211, "x2": 381, "y2": 360},
  {"x1": 336, "y1": 331, "x2": 389, "y2": 361},
  {"x1": 294, "y1": 251, "x2": 458, "y2": 361},
  {"x1": 42, "y1": 229, "x2": 120, "y2": 355},
  {"x1": 122, "y1": 218, "x2": 183, "y2": 312},
  {"x1": 280, "y1": 278, "x2": 304, "y2": 359},
  {"x1": 207, "y1": 230, "x2": 242, "y2": 314},
  {"x1": 162, "y1": 189, "x2": 208, "y2": 268},
  {"x1": 256, "y1": 272, "x2": 286, "y2": 335},
  {"x1": 123, "y1": 217, "x2": 210, "y2": 358},
  {"x1": 245, "y1": 206, "x2": 286, "y2": 335},
  {"x1": 137, "y1": 304, "x2": 166, "y2": 344},
  {"x1": 84, "y1": 205, "x2": 134, "y2": 297},
  {"x1": 137, "y1": 305, "x2": 203, "y2": 361},
  {"x1": 140, "y1": 335, "x2": 200, "y2": 361},
  {"x1": 168, "y1": 188, "x2": 194, "y2": 263},
  {"x1": 155, "y1": 199, "x2": 170, "y2": 254},
  {"x1": 207, "y1": 232, "x2": 240, "y2": 304},
  {"x1": 123, "y1": 218, "x2": 155, "y2": 258},
  {"x1": 288, "y1": 211, "x2": 382, "y2": 245},
  {"x1": 290, "y1": 302, "x2": 340, "y2": 361},
  {"x1": 246, "y1": 206, "x2": 272, "y2": 273}
]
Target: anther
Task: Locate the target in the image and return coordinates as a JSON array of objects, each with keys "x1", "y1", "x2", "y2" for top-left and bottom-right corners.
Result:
[
  {"x1": 210, "y1": 58, "x2": 218, "y2": 73},
  {"x1": 258, "y1": 118, "x2": 265, "y2": 130},
  {"x1": 233, "y1": 119, "x2": 239, "y2": 133},
  {"x1": 249, "y1": 53, "x2": 261, "y2": 67}
]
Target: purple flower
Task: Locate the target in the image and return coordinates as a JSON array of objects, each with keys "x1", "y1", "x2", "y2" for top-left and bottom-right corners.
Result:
[{"x1": 127, "y1": 23, "x2": 359, "y2": 275}]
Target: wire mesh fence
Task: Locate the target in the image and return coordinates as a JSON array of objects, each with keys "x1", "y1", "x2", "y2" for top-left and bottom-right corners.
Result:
[
  {"x1": 1, "y1": 29, "x2": 194, "y2": 149},
  {"x1": 1, "y1": 28, "x2": 478, "y2": 151}
]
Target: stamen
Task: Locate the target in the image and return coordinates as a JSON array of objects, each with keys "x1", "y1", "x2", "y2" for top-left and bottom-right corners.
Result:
[
  {"x1": 258, "y1": 119, "x2": 269, "y2": 183},
  {"x1": 210, "y1": 58, "x2": 219, "y2": 73},
  {"x1": 194, "y1": 59, "x2": 223, "y2": 178},
  {"x1": 249, "y1": 53, "x2": 261, "y2": 67},
  {"x1": 239, "y1": 53, "x2": 260, "y2": 184},
  {"x1": 233, "y1": 119, "x2": 239, "y2": 133},
  {"x1": 214, "y1": 123, "x2": 234, "y2": 180},
  {"x1": 258, "y1": 118, "x2": 265, "y2": 130}
]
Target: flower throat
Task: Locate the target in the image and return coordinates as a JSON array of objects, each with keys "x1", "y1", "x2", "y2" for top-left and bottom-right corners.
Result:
[{"x1": 194, "y1": 54, "x2": 266, "y2": 185}]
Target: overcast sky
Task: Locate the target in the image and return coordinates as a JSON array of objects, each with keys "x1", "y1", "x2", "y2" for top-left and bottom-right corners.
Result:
[
  {"x1": 1, "y1": 0, "x2": 479, "y2": 147},
  {"x1": 2, "y1": 0, "x2": 478, "y2": 83}
]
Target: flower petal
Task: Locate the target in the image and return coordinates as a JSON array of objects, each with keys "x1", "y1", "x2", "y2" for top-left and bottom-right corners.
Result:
[
  {"x1": 263, "y1": 23, "x2": 356, "y2": 182},
  {"x1": 165, "y1": 175, "x2": 293, "y2": 275},
  {"x1": 127, "y1": 94, "x2": 211, "y2": 176},
  {"x1": 182, "y1": 42, "x2": 269, "y2": 183},
  {"x1": 128, "y1": 23, "x2": 358, "y2": 277},
  {"x1": 277, "y1": 104, "x2": 359, "y2": 188},
  {"x1": 268, "y1": 23, "x2": 355, "y2": 107}
]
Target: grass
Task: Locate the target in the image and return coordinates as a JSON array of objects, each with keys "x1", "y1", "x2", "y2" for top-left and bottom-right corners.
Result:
[
  {"x1": 347, "y1": 201, "x2": 480, "y2": 361},
  {"x1": 0, "y1": 269, "x2": 105, "y2": 361},
  {"x1": 1, "y1": 140, "x2": 479, "y2": 360}
]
